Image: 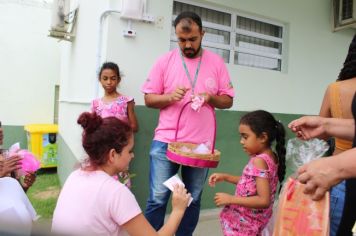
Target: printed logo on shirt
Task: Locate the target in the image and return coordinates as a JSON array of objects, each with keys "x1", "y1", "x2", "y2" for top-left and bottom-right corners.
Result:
[{"x1": 205, "y1": 77, "x2": 217, "y2": 90}]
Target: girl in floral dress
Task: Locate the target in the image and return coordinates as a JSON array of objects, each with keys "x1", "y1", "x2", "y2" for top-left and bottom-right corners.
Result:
[
  {"x1": 209, "y1": 110, "x2": 286, "y2": 236},
  {"x1": 91, "y1": 62, "x2": 138, "y2": 187}
]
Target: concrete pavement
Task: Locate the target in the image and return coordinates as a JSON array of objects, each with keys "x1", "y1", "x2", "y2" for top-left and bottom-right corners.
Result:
[{"x1": 194, "y1": 208, "x2": 223, "y2": 236}]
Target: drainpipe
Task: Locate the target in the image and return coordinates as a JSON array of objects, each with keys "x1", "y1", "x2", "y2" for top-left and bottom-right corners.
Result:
[
  {"x1": 95, "y1": 10, "x2": 121, "y2": 98},
  {"x1": 95, "y1": 2, "x2": 152, "y2": 97}
]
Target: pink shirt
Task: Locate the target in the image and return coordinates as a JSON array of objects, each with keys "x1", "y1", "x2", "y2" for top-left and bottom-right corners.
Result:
[
  {"x1": 52, "y1": 169, "x2": 141, "y2": 236},
  {"x1": 91, "y1": 95, "x2": 134, "y2": 123},
  {"x1": 141, "y1": 48, "x2": 235, "y2": 144}
]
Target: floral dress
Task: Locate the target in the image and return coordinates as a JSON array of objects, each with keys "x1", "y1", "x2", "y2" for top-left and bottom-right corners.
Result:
[
  {"x1": 220, "y1": 153, "x2": 278, "y2": 236},
  {"x1": 91, "y1": 95, "x2": 134, "y2": 187},
  {"x1": 90, "y1": 95, "x2": 134, "y2": 123}
]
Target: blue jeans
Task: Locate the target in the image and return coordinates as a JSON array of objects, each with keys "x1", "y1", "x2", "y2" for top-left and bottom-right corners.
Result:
[
  {"x1": 330, "y1": 180, "x2": 346, "y2": 236},
  {"x1": 144, "y1": 140, "x2": 209, "y2": 236}
]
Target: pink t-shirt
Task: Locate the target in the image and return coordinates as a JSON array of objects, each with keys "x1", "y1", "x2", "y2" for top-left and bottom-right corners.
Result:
[
  {"x1": 52, "y1": 169, "x2": 141, "y2": 236},
  {"x1": 141, "y1": 48, "x2": 235, "y2": 144}
]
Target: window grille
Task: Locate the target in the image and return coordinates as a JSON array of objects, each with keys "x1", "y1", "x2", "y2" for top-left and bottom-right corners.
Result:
[{"x1": 171, "y1": 0, "x2": 284, "y2": 71}]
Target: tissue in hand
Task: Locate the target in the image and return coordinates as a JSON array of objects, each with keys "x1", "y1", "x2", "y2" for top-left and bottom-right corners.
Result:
[
  {"x1": 191, "y1": 95, "x2": 204, "y2": 111},
  {"x1": 19, "y1": 150, "x2": 40, "y2": 173},
  {"x1": 8, "y1": 142, "x2": 40, "y2": 175}
]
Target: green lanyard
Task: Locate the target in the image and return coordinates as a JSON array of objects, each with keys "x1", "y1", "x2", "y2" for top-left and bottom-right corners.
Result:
[{"x1": 179, "y1": 49, "x2": 203, "y2": 95}]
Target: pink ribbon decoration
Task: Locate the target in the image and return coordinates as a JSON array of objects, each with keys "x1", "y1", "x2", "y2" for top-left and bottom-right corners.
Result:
[{"x1": 191, "y1": 95, "x2": 205, "y2": 112}]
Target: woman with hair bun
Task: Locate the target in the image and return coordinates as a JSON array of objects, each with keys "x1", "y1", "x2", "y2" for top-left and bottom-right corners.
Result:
[{"x1": 52, "y1": 112, "x2": 190, "y2": 236}]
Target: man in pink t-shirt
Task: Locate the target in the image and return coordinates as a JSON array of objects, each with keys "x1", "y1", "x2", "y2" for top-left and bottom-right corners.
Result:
[{"x1": 141, "y1": 12, "x2": 235, "y2": 236}]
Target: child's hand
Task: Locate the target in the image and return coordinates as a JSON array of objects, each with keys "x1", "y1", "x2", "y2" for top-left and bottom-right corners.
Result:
[
  {"x1": 208, "y1": 173, "x2": 225, "y2": 187},
  {"x1": 214, "y1": 192, "x2": 233, "y2": 207}
]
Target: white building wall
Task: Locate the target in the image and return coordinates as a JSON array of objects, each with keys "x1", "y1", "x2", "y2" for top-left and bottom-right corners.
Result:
[
  {"x1": 0, "y1": 0, "x2": 61, "y2": 125},
  {"x1": 59, "y1": 0, "x2": 355, "y2": 159},
  {"x1": 105, "y1": 0, "x2": 354, "y2": 114},
  {"x1": 223, "y1": 0, "x2": 353, "y2": 114},
  {"x1": 58, "y1": 0, "x2": 112, "y2": 158}
]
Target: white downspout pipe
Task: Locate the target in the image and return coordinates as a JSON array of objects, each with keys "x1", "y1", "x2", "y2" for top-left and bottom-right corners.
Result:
[
  {"x1": 95, "y1": 1, "x2": 150, "y2": 97},
  {"x1": 95, "y1": 10, "x2": 121, "y2": 97}
]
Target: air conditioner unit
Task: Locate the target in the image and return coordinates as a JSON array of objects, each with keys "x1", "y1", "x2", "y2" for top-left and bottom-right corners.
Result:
[
  {"x1": 332, "y1": 0, "x2": 356, "y2": 31},
  {"x1": 120, "y1": 0, "x2": 145, "y2": 20},
  {"x1": 49, "y1": 0, "x2": 78, "y2": 41}
]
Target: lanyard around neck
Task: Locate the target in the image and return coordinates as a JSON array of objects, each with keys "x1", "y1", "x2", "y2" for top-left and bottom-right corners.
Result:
[{"x1": 179, "y1": 49, "x2": 203, "y2": 94}]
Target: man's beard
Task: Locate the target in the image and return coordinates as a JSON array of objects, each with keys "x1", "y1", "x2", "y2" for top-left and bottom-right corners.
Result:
[{"x1": 182, "y1": 44, "x2": 201, "y2": 58}]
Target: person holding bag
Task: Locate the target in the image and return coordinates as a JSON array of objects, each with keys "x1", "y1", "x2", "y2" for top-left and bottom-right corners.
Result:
[
  {"x1": 289, "y1": 92, "x2": 356, "y2": 235},
  {"x1": 318, "y1": 34, "x2": 356, "y2": 236}
]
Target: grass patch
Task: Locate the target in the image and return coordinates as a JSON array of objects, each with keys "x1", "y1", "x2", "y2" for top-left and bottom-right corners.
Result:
[{"x1": 27, "y1": 168, "x2": 60, "y2": 220}]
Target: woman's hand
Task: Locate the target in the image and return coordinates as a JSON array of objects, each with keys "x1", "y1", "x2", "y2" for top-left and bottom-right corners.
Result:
[
  {"x1": 171, "y1": 184, "x2": 191, "y2": 213},
  {"x1": 0, "y1": 154, "x2": 22, "y2": 177},
  {"x1": 21, "y1": 172, "x2": 36, "y2": 191},
  {"x1": 288, "y1": 116, "x2": 328, "y2": 140},
  {"x1": 297, "y1": 157, "x2": 341, "y2": 200}
]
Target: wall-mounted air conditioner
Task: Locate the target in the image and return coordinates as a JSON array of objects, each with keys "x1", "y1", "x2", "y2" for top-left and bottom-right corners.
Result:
[
  {"x1": 49, "y1": 0, "x2": 78, "y2": 41},
  {"x1": 332, "y1": 0, "x2": 356, "y2": 31}
]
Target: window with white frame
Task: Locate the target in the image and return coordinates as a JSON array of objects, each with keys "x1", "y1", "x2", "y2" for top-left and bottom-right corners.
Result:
[{"x1": 171, "y1": 0, "x2": 284, "y2": 71}]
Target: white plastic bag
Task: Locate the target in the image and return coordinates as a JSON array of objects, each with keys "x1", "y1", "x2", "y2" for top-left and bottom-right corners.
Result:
[{"x1": 286, "y1": 138, "x2": 329, "y2": 173}]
